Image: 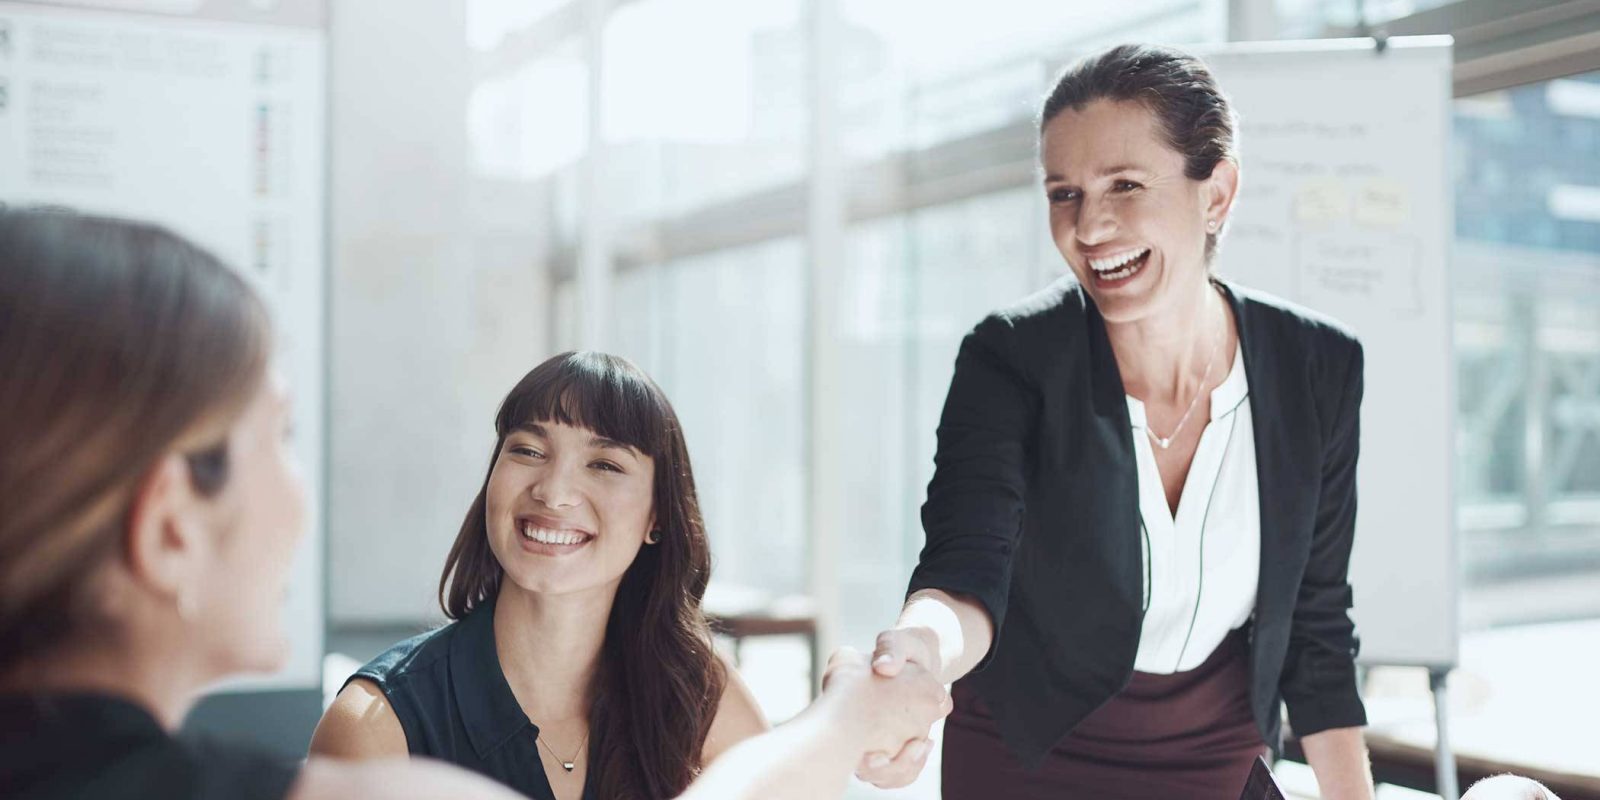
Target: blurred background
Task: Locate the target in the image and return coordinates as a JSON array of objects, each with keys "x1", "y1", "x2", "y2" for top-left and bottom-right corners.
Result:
[{"x1": 1, "y1": 0, "x2": 1598, "y2": 797}]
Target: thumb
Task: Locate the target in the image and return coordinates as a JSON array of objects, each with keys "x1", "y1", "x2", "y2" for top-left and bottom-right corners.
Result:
[{"x1": 872, "y1": 635, "x2": 906, "y2": 677}]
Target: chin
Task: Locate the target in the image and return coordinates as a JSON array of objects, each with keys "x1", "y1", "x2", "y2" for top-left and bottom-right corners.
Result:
[
  {"x1": 1082, "y1": 280, "x2": 1157, "y2": 325},
  {"x1": 1077, "y1": 257, "x2": 1170, "y2": 323},
  {"x1": 500, "y1": 566, "x2": 602, "y2": 598}
]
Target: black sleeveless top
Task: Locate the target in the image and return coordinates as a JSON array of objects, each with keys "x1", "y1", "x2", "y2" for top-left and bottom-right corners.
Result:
[
  {"x1": 0, "y1": 692, "x2": 298, "y2": 800},
  {"x1": 348, "y1": 595, "x2": 597, "y2": 800}
]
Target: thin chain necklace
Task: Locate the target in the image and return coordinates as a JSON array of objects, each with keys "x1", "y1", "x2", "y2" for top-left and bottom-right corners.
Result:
[
  {"x1": 1146, "y1": 292, "x2": 1222, "y2": 450},
  {"x1": 537, "y1": 729, "x2": 588, "y2": 774}
]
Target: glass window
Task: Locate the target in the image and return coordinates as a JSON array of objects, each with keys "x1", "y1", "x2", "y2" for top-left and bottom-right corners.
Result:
[
  {"x1": 834, "y1": 187, "x2": 1052, "y2": 649},
  {"x1": 466, "y1": 38, "x2": 588, "y2": 181},
  {"x1": 1273, "y1": 0, "x2": 1460, "y2": 37},
  {"x1": 611, "y1": 240, "x2": 808, "y2": 599},
  {"x1": 466, "y1": 0, "x2": 573, "y2": 52},
  {"x1": 1454, "y1": 70, "x2": 1600, "y2": 628},
  {"x1": 600, "y1": 0, "x2": 806, "y2": 223},
  {"x1": 839, "y1": 0, "x2": 1222, "y2": 160}
]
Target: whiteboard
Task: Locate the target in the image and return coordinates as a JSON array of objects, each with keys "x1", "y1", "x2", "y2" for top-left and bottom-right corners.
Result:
[
  {"x1": 1199, "y1": 38, "x2": 1458, "y2": 667},
  {"x1": 0, "y1": 1, "x2": 327, "y2": 689}
]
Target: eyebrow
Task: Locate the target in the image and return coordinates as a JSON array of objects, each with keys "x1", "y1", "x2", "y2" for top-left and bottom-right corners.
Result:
[
  {"x1": 589, "y1": 436, "x2": 637, "y2": 455},
  {"x1": 513, "y1": 422, "x2": 639, "y2": 456},
  {"x1": 1044, "y1": 164, "x2": 1145, "y2": 183}
]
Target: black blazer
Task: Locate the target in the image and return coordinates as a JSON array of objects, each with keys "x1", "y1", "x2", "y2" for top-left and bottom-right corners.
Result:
[{"x1": 907, "y1": 276, "x2": 1368, "y2": 769}]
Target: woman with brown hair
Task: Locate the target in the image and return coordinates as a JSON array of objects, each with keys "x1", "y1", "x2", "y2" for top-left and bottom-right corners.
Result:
[
  {"x1": 310, "y1": 352, "x2": 770, "y2": 800},
  {"x1": 0, "y1": 208, "x2": 530, "y2": 800},
  {"x1": 853, "y1": 44, "x2": 1374, "y2": 799},
  {"x1": 0, "y1": 207, "x2": 949, "y2": 800}
]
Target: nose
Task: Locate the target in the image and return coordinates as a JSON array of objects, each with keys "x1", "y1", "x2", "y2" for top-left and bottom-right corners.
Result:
[
  {"x1": 528, "y1": 462, "x2": 581, "y2": 509},
  {"x1": 1075, "y1": 193, "x2": 1118, "y2": 249}
]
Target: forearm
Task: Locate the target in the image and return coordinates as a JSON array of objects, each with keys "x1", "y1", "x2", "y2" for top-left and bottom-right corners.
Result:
[
  {"x1": 896, "y1": 589, "x2": 993, "y2": 684},
  {"x1": 678, "y1": 688, "x2": 866, "y2": 800},
  {"x1": 1300, "y1": 726, "x2": 1373, "y2": 800}
]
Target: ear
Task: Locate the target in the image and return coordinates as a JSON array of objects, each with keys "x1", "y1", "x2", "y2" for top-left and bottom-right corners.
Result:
[
  {"x1": 1204, "y1": 159, "x2": 1240, "y2": 226},
  {"x1": 124, "y1": 454, "x2": 205, "y2": 604}
]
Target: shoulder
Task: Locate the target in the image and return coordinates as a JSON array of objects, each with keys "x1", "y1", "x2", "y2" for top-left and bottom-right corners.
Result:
[
  {"x1": 355, "y1": 624, "x2": 458, "y2": 690},
  {"x1": 1227, "y1": 281, "x2": 1361, "y2": 359},
  {"x1": 699, "y1": 653, "x2": 769, "y2": 766},
  {"x1": 309, "y1": 679, "x2": 408, "y2": 759},
  {"x1": 957, "y1": 276, "x2": 1088, "y2": 384},
  {"x1": 973, "y1": 275, "x2": 1086, "y2": 340},
  {"x1": 309, "y1": 624, "x2": 458, "y2": 759}
]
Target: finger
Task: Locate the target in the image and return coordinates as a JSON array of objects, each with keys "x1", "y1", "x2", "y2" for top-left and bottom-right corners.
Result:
[
  {"x1": 872, "y1": 633, "x2": 906, "y2": 677},
  {"x1": 859, "y1": 738, "x2": 933, "y2": 789},
  {"x1": 858, "y1": 736, "x2": 916, "y2": 776},
  {"x1": 857, "y1": 750, "x2": 891, "y2": 773},
  {"x1": 826, "y1": 645, "x2": 864, "y2": 672}
]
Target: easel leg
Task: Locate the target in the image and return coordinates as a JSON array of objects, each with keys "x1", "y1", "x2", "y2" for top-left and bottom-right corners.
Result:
[{"x1": 1431, "y1": 668, "x2": 1459, "y2": 800}]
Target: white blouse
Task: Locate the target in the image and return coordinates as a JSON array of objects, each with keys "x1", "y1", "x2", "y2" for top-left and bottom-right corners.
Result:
[{"x1": 1127, "y1": 343, "x2": 1260, "y2": 675}]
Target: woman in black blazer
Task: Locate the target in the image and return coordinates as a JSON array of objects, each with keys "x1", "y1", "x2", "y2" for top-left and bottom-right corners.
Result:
[{"x1": 847, "y1": 45, "x2": 1374, "y2": 799}]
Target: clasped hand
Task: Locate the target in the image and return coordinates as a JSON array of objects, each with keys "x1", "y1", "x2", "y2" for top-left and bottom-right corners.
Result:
[{"x1": 821, "y1": 628, "x2": 951, "y2": 789}]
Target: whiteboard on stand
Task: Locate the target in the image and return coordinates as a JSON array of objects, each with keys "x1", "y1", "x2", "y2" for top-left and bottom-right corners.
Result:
[{"x1": 1201, "y1": 37, "x2": 1458, "y2": 668}]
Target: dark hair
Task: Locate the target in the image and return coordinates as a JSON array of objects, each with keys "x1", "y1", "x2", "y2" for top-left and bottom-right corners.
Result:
[
  {"x1": 1041, "y1": 43, "x2": 1238, "y2": 260},
  {"x1": 0, "y1": 208, "x2": 270, "y2": 669},
  {"x1": 439, "y1": 351, "x2": 723, "y2": 800}
]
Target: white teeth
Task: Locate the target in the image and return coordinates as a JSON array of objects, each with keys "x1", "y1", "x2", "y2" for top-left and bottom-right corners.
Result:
[
  {"x1": 1089, "y1": 248, "x2": 1150, "y2": 273},
  {"x1": 520, "y1": 522, "x2": 589, "y2": 546},
  {"x1": 1101, "y1": 261, "x2": 1140, "y2": 281}
]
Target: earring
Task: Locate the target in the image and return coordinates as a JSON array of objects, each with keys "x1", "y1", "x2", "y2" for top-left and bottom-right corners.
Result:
[
  {"x1": 1207, "y1": 219, "x2": 1219, "y2": 231},
  {"x1": 646, "y1": 529, "x2": 661, "y2": 545}
]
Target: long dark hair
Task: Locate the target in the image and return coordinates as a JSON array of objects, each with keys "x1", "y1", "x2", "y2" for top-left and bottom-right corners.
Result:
[
  {"x1": 439, "y1": 351, "x2": 723, "y2": 799},
  {"x1": 0, "y1": 208, "x2": 270, "y2": 670}
]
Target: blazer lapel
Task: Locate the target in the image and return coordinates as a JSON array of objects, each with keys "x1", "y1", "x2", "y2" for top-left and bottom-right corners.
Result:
[
  {"x1": 1222, "y1": 281, "x2": 1313, "y2": 646},
  {"x1": 1079, "y1": 288, "x2": 1143, "y2": 617}
]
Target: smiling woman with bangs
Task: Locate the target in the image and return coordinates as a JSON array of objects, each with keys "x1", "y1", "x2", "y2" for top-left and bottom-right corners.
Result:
[{"x1": 311, "y1": 352, "x2": 769, "y2": 800}]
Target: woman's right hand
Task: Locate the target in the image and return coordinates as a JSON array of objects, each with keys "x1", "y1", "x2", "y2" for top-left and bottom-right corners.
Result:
[{"x1": 849, "y1": 627, "x2": 950, "y2": 789}]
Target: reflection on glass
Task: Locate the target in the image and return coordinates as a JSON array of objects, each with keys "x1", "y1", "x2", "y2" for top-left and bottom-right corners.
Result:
[
  {"x1": 835, "y1": 188, "x2": 1049, "y2": 650},
  {"x1": 1454, "y1": 70, "x2": 1600, "y2": 626},
  {"x1": 611, "y1": 240, "x2": 807, "y2": 599},
  {"x1": 601, "y1": 0, "x2": 805, "y2": 221},
  {"x1": 466, "y1": 0, "x2": 572, "y2": 52},
  {"x1": 1273, "y1": 0, "x2": 1458, "y2": 36},
  {"x1": 839, "y1": 0, "x2": 1220, "y2": 159},
  {"x1": 467, "y1": 39, "x2": 588, "y2": 180}
]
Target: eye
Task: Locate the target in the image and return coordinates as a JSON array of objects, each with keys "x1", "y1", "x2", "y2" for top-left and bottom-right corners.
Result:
[
  {"x1": 1047, "y1": 187, "x2": 1080, "y2": 204},
  {"x1": 590, "y1": 460, "x2": 623, "y2": 473},
  {"x1": 509, "y1": 445, "x2": 545, "y2": 458},
  {"x1": 1113, "y1": 180, "x2": 1141, "y2": 192}
]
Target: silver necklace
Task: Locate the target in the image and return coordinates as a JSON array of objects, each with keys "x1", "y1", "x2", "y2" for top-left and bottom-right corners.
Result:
[
  {"x1": 1146, "y1": 296, "x2": 1222, "y2": 450},
  {"x1": 537, "y1": 729, "x2": 588, "y2": 773}
]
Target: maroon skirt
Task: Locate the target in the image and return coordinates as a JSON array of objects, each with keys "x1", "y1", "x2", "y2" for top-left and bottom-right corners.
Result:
[{"x1": 942, "y1": 628, "x2": 1268, "y2": 800}]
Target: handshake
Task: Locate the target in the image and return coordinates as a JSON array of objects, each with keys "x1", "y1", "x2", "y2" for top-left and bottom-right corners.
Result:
[{"x1": 821, "y1": 627, "x2": 954, "y2": 789}]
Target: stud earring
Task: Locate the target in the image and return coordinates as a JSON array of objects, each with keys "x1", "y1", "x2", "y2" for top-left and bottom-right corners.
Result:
[{"x1": 646, "y1": 530, "x2": 661, "y2": 545}]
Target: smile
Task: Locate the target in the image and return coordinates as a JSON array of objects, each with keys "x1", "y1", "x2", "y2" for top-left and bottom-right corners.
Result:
[
  {"x1": 518, "y1": 518, "x2": 595, "y2": 549},
  {"x1": 1087, "y1": 247, "x2": 1151, "y2": 282}
]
